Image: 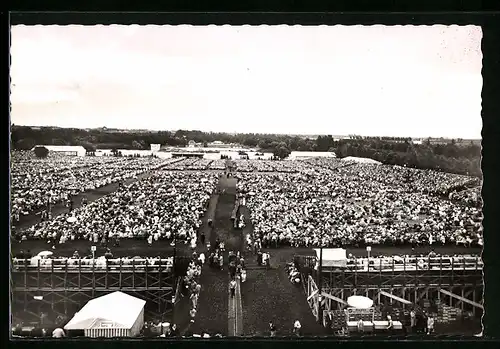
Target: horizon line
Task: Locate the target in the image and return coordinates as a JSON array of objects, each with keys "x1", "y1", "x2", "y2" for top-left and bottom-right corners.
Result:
[{"x1": 11, "y1": 123, "x2": 482, "y2": 141}]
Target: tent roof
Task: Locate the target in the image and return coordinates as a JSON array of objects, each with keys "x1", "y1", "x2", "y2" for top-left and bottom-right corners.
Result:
[
  {"x1": 31, "y1": 145, "x2": 86, "y2": 153},
  {"x1": 64, "y1": 291, "x2": 145, "y2": 330},
  {"x1": 341, "y1": 156, "x2": 381, "y2": 165}
]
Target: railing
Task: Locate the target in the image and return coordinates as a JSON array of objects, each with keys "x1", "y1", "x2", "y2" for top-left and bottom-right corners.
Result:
[
  {"x1": 343, "y1": 255, "x2": 483, "y2": 272},
  {"x1": 11, "y1": 258, "x2": 175, "y2": 271},
  {"x1": 295, "y1": 254, "x2": 483, "y2": 273}
]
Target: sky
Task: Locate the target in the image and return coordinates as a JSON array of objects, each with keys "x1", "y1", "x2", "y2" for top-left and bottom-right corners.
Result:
[{"x1": 10, "y1": 25, "x2": 483, "y2": 138}]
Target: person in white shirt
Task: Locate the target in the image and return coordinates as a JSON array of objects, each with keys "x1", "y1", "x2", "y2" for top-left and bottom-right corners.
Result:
[
  {"x1": 189, "y1": 307, "x2": 197, "y2": 323},
  {"x1": 229, "y1": 279, "x2": 237, "y2": 298},
  {"x1": 357, "y1": 319, "x2": 364, "y2": 332},
  {"x1": 427, "y1": 316, "x2": 434, "y2": 335},
  {"x1": 386, "y1": 315, "x2": 393, "y2": 331},
  {"x1": 410, "y1": 310, "x2": 416, "y2": 332},
  {"x1": 198, "y1": 253, "x2": 205, "y2": 265},
  {"x1": 293, "y1": 320, "x2": 301, "y2": 336}
]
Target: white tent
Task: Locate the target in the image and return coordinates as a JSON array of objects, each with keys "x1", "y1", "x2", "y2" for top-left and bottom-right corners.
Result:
[
  {"x1": 64, "y1": 291, "x2": 146, "y2": 338},
  {"x1": 314, "y1": 248, "x2": 347, "y2": 268},
  {"x1": 31, "y1": 145, "x2": 87, "y2": 157}
]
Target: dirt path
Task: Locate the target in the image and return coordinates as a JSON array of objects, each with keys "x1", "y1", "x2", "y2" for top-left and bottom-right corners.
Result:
[
  {"x1": 241, "y1": 266, "x2": 327, "y2": 337},
  {"x1": 238, "y1": 203, "x2": 327, "y2": 337},
  {"x1": 188, "y1": 178, "x2": 234, "y2": 335}
]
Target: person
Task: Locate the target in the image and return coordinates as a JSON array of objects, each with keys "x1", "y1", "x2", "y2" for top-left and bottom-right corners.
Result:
[
  {"x1": 190, "y1": 291, "x2": 198, "y2": 309},
  {"x1": 357, "y1": 318, "x2": 364, "y2": 333},
  {"x1": 269, "y1": 321, "x2": 277, "y2": 337},
  {"x1": 229, "y1": 260, "x2": 237, "y2": 279},
  {"x1": 229, "y1": 279, "x2": 237, "y2": 298},
  {"x1": 386, "y1": 315, "x2": 394, "y2": 334},
  {"x1": 104, "y1": 248, "x2": 113, "y2": 260},
  {"x1": 52, "y1": 327, "x2": 66, "y2": 338},
  {"x1": 241, "y1": 269, "x2": 247, "y2": 283},
  {"x1": 293, "y1": 319, "x2": 301, "y2": 336},
  {"x1": 199, "y1": 253, "x2": 205, "y2": 265},
  {"x1": 257, "y1": 250, "x2": 263, "y2": 266},
  {"x1": 81, "y1": 196, "x2": 87, "y2": 206},
  {"x1": 427, "y1": 315, "x2": 434, "y2": 335},
  {"x1": 200, "y1": 231, "x2": 206, "y2": 245},
  {"x1": 171, "y1": 324, "x2": 178, "y2": 337},
  {"x1": 190, "y1": 307, "x2": 197, "y2": 323},
  {"x1": 114, "y1": 234, "x2": 120, "y2": 247},
  {"x1": 410, "y1": 309, "x2": 416, "y2": 333},
  {"x1": 219, "y1": 255, "x2": 224, "y2": 271},
  {"x1": 264, "y1": 252, "x2": 271, "y2": 269}
]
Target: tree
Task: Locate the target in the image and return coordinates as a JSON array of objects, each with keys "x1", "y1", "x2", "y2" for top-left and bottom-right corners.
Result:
[
  {"x1": 273, "y1": 146, "x2": 291, "y2": 160},
  {"x1": 34, "y1": 146, "x2": 49, "y2": 158},
  {"x1": 15, "y1": 138, "x2": 36, "y2": 150},
  {"x1": 132, "y1": 140, "x2": 143, "y2": 150}
]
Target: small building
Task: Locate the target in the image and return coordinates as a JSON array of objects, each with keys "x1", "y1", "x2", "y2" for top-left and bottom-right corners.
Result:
[
  {"x1": 31, "y1": 145, "x2": 86, "y2": 157},
  {"x1": 64, "y1": 291, "x2": 146, "y2": 338},
  {"x1": 207, "y1": 141, "x2": 233, "y2": 148},
  {"x1": 288, "y1": 151, "x2": 337, "y2": 160},
  {"x1": 187, "y1": 140, "x2": 196, "y2": 148}
]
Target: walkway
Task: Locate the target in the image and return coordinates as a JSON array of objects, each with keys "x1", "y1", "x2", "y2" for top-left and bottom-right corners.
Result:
[{"x1": 228, "y1": 278, "x2": 243, "y2": 336}]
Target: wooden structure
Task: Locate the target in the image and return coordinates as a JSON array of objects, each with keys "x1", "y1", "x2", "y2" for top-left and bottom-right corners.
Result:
[
  {"x1": 297, "y1": 254, "x2": 484, "y2": 324},
  {"x1": 10, "y1": 258, "x2": 184, "y2": 325}
]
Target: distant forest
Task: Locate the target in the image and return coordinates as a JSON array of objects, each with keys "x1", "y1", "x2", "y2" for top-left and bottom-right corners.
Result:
[{"x1": 10, "y1": 126, "x2": 481, "y2": 177}]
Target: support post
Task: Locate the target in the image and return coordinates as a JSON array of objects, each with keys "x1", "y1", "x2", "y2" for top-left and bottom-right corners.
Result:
[
  {"x1": 132, "y1": 259, "x2": 135, "y2": 289},
  {"x1": 78, "y1": 259, "x2": 81, "y2": 289},
  {"x1": 92, "y1": 260, "x2": 95, "y2": 298},
  {"x1": 119, "y1": 259, "x2": 122, "y2": 290},
  {"x1": 317, "y1": 246, "x2": 323, "y2": 323}
]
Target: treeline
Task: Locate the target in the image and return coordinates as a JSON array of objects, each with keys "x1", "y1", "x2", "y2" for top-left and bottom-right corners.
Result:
[{"x1": 10, "y1": 126, "x2": 481, "y2": 177}]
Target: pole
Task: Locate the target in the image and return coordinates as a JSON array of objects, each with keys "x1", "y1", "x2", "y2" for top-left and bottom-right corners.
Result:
[
  {"x1": 317, "y1": 245, "x2": 323, "y2": 323},
  {"x1": 173, "y1": 233, "x2": 177, "y2": 276}
]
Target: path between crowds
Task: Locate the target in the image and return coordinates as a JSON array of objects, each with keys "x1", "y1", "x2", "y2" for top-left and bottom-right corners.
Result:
[
  {"x1": 189, "y1": 175, "x2": 238, "y2": 335},
  {"x1": 12, "y1": 169, "x2": 157, "y2": 232}
]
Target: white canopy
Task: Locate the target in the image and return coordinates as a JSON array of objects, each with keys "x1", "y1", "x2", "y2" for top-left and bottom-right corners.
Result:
[
  {"x1": 37, "y1": 251, "x2": 53, "y2": 257},
  {"x1": 64, "y1": 291, "x2": 146, "y2": 330},
  {"x1": 314, "y1": 248, "x2": 347, "y2": 268},
  {"x1": 347, "y1": 295, "x2": 374, "y2": 309}
]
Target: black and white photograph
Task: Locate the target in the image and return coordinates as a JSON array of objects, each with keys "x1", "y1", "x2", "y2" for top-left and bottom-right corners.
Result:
[{"x1": 9, "y1": 24, "x2": 483, "y2": 339}]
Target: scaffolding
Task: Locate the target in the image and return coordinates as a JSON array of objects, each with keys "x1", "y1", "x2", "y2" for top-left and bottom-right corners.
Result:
[
  {"x1": 11, "y1": 258, "x2": 179, "y2": 325},
  {"x1": 296, "y1": 254, "x2": 484, "y2": 323}
]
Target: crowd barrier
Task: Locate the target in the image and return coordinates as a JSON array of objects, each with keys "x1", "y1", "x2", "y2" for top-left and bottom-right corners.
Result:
[
  {"x1": 11, "y1": 258, "x2": 175, "y2": 271},
  {"x1": 297, "y1": 254, "x2": 484, "y2": 272},
  {"x1": 342, "y1": 255, "x2": 483, "y2": 272}
]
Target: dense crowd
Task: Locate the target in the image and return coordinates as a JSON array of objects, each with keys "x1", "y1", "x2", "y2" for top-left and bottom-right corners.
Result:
[
  {"x1": 13, "y1": 171, "x2": 218, "y2": 245},
  {"x1": 235, "y1": 160, "x2": 298, "y2": 173},
  {"x1": 10, "y1": 153, "x2": 176, "y2": 222},
  {"x1": 236, "y1": 161, "x2": 483, "y2": 248}
]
